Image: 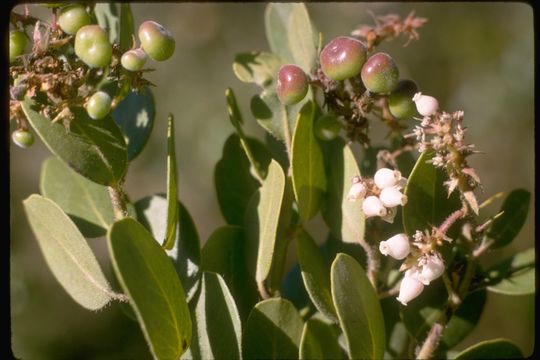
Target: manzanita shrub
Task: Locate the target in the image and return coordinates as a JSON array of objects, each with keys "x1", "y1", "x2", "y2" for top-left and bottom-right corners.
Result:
[{"x1": 10, "y1": 3, "x2": 533, "y2": 360}]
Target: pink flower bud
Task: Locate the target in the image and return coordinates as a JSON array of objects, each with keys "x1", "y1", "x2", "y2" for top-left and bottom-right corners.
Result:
[
  {"x1": 362, "y1": 195, "x2": 387, "y2": 218},
  {"x1": 374, "y1": 168, "x2": 401, "y2": 189},
  {"x1": 412, "y1": 92, "x2": 439, "y2": 116},
  {"x1": 379, "y1": 186, "x2": 408, "y2": 207},
  {"x1": 419, "y1": 255, "x2": 445, "y2": 285},
  {"x1": 347, "y1": 181, "x2": 366, "y2": 202},
  {"x1": 396, "y1": 269, "x2": 424, "y2": 306},
  {"x1": 379, "y1": 233, "x2": 410, "y2": 260}
]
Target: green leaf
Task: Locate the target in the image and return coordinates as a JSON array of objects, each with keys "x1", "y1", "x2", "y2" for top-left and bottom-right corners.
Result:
[
  {"x1": 233, "y1": 52, "x2": 283, "y2": 89},
  {"x1": 299, "y1": 315, "x2": 343, "y2": 359},
  {"x1": 296, "y1": 230, "x2": 337, "y2": 322},
  {"x1": 163, "y1": 115, "x2": 179, "y2": 250},
  {"x1": 454, "y1": 338, "x2": 523, "y2": 360},
  {"x1": 291, "y1": 101, "x2": 326, "y2": 222},
  {"x1": 135, "y1": 195, "x2": 201, "y2": 302},
  {"x1": 242, "y1": 298, "x2": 304, "y2": 359},
  {"x1": 487, "y1": 189, "x2": 530, "y2": 249},
  {"x1": 402, "y1": 151, "x2": 461, "y2": 236},
  {"x1": 183, "y1": 272, "x2": 242, "y2": 360},
  {"x1": 94, "y1": 3, "x2": 131, "y2": 49},
  {"x1": 112, "y1": 87, "x2": 156, "y2": 161},
  {"x1": 322, "y1": 138, "x2": 365, "y2": 243},
  {"x1": 485, "y1": 248, "x2": 535, "y2": 295},
  {"x1": 331, "y1": 253, "x2": 385, "y2": 359},
  {"x1": 40, "y1": 156, "x2": 114, "y2": 238},
  {"x1": 250, "y1": 90, "x2": 309, "y2": 143},
  {"x1": 23, "y1": 195, "x2": 114, "y2": 310},
  {"x1": 201, "y1": 225, "x2": 258, "y2": 322},
  {"x1": 215, "y1": 134, "x2": 271, "y2": 226},
  {"x1": 108, "y1": 218, "x2": 192, "y2": 360},
  {"x1": 264, "y1": 3, "x2": 318, "y2": 72},
  {"x1": 21, "y1": 99, "x2": 127, "y2": 186},
  {"x1": 244, "y1": 160, "x2": 286, "y2": 283},
  {"x1": 119, "y1": 4, "x2": 134, "y2": 52}
]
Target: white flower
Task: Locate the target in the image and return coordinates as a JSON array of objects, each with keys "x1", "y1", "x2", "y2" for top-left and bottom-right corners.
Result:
[
  {"x1": 379, "y1": 233, "x2": 410, "y2": 260},
  {"x1": 418, "y1": 254, "x2": 445, "y2": 285},
  {"x1": 347, "y1": 179, "x2": 366, "y2": 202},
  {"x1": 374, "y1": 168, "x2": 401, "y2": 189},
  {"x1": 362, "y1": 196, "x2": 387, "y2": 218},
  {"x1": 396, "y1": 268, "x2": 425, "y2": 306},
  {"x1": 379, "y1": 186, "x2": 408, "y2": 207},
  {"x1": 412, "y1": 92, "x2": 439, "y2": 116}
]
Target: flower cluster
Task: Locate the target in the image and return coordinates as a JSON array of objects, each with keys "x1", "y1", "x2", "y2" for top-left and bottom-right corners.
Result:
[
  {"x1": 347, "y1": 167, "x2": 408, "y2": 223},
  {"x1": 408, "y1": 92, "x2": 481, "y2": 214},
  {"x1": 380, "y1": 229, "x2": 449, "y2": 305}
]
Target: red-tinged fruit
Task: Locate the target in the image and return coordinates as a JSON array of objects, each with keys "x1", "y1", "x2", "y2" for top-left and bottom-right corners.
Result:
[
  {"x1": 319, "y1": 36, "x2": 367, "y2": 81},
  {"x1": 276, "y1": 64, "x2": 309, "y2": 106},
  {"x1": 361, "y1": 52, "x2": 399, "y2": 94}
]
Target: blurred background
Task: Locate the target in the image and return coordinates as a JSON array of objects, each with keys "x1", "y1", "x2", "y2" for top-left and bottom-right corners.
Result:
[{"x1": 10, "y1": 3, "x2": 534, "y2": 359}]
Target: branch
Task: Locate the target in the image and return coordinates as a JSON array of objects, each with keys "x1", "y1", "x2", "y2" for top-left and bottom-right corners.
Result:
[{"x1": 107, "y1": 185, "x2": 128, "y2": 221}]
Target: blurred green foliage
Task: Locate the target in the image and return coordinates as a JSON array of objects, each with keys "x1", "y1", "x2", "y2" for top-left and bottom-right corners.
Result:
[{"x1": 10, "y1": 3, "x2": 534, "y2": 358}]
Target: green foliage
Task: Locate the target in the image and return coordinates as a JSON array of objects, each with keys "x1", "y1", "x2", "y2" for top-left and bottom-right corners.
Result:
[
  {"x1": 23, "y1": 195, "x2": 114, "y2": 310},
  {"x1": 454, "y1": 338, "x2": 523, "y2": 360},
  {"x1": 164, "y1": 115, "x2": 179, "y2": 250},
  {"x1": 488, "y1": 189, "x2": 530, "y2": 249},
  {"x1": 331, "y1": 253, "x2": 386, "y2": 360},
  {"x1": 299, "y1": 315, "x2": 344, "y2": 359},
  {"x1": 21, "y1": 99, "x2": 128, "y2": 186},
  {"x1": 108, "y1": 218, "x2": 192, "y2": 360},
  {"x1": 485, "y1": 248, "x2": 534, "y2": 295}
]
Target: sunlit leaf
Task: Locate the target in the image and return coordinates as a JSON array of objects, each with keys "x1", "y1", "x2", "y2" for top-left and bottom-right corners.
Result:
[{"x1": 488, "y1": 189, "x2": 530, "y2": 249}]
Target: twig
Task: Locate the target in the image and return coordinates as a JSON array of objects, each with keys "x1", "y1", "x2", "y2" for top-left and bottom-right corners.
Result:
[
  {"x1": 416, "y1": 317, "x2": 446, "y2": 359},
  {"x1": 107, "y1": 185, "x2": 128, "y2": 221},
  {"x1": 358, "y1": 239, "x2": 379, "y2": 288}
]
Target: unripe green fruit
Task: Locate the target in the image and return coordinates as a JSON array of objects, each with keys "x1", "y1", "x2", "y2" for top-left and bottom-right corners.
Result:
[
  {"x1": 276, "y1": 64, "x2": 309, "y2": 106},
  {"x1": 86, "y1": 91, "x2": 112, "y2": 120},
  {"x1": 388, "y1": 80, "x2": 419, "y2": 119},
  {"x1": 74, "y1": 25, "x2": 112, "y2": 68},
  {"x1": 361, "y1": 52, "x2": 399, "y2": 94},
  {"x1": 10, "y1": 30, "x2": 28, "y2": 63},
  {"x1": 138, "y1": 21, "x2": 175, "y2": 61},
  {"x1": 314, "y1": 114, "x2": 341, "y2": 141},
  {"x1": 12, "y1": 129, "x2": 34, "y2": 148},
  {"x1": 58, "y1": 4, "x2": 91, "y2": 35},
  {"x1": 121, "y1": 48, "x2": 148, "y2": 71},
  {"x1": 320, "y1": 36, "x2": 367, "y2": 81}
]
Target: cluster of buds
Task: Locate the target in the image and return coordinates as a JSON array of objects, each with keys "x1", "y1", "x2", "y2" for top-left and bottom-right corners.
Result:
[
  {"x1": 347, "y1": 167, "x2": 408, "y2": 223},
  {"x1": 408, "y1": 92, "x2": 481, "y2": 214},
  {"x1": 380, "y1": 229, "x2": 448, "y2": 305}
]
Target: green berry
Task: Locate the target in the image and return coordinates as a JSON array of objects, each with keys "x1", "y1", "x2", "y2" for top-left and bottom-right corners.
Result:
[
  {"x1": 320, "y1": 36, "x2": 367, "y2": 81},
  {"x1": 314, "y1": 114, "x2": 341, "y2": 141},
  {"x1": 74, "y1": 25, "x2": 112, "y2": 68},
  {"x1": 86, "y1": 91, "x2": 112, "y2": 120},
  {"x1": 276, "y1": 64, "x2": 309, "y2": 106},
  {"x1": 58, "y1": 4, "x2": 91, "y2": 35},
  {"x1": 388, "y1": 80, "x2": 419, "y2": 119},
  {"x1": 138, "y1": 21, "x2": 175, "y2": 61},
  {"x1": 12, "y1": 129, "x2": 34, "y2": 148},
  {"x1": 121, "y1": 48, "x2": 148, "y2": 71},
  {"x1": 10, "y1": 30, "x2": 28, "y2": 63},
  {"x1": 361, "y1": 52, "x2": 399, "y2": 94}
]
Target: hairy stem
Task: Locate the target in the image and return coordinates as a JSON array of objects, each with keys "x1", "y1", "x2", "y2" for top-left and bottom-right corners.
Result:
[
  {"x1": 108, "y1": 185, "x2": 128, "y2": 221},
  {"x1": 436, "y1": 206, "x2": 466, "y2": 237},
  {"x1": 416, "y1": 316, "x2": 446, "y2": 359},
  {"x1": 358, "y1": 239, "x2": 379, "y2": 288}
]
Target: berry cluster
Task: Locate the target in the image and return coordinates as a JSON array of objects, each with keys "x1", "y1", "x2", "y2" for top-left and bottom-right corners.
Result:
[
  {"x1": 9, "y1": 4, "x2": 175, "y2": 148},
  {"x1": 275, "y1": 35, "x2": 422, "y2": 146},
  {"x1": 347, "y1": 167, "x2": 408, "y2": 224}
]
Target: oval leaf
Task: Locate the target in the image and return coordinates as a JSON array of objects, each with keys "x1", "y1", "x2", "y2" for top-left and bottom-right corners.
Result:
[
  {"x1": 242, "y1": 298, "x2": 304, "y2": 359},
  {"x1": 296, "y1": 230, "x2": 337, "y2": 322},
  {"x1": 215, "y1": 134, "x2": 271, "y2": 226},
  {"x1": 244, "y1": 160, "x2": 286, "y2": 283},
  {"x1": 265, "y1": 3, "x2": 295, "y2": 63},
  {"x1": 112, "y1": 86, "x2": 156, "y2": 161},
  {"x1": 287, "y1": 3, "x2": 318, "y2": 72},
  {"x1": 135, "y1": 195, "x2": 201, "y2": 302},
  {"x1": 331, "y1": 253, "x2": 385, "y2": 359},
  {"x1": 485, "y1": 248, "x2": 535, "y2": 296},
  {"x1": 201, "y1": 225, "x2": 258, "y2": 322},
  {"x1": 402, "y1": 151, "x2": 461, "y2": 236},
  {"x1": 299, "y1": 315, "x2": 343, "y2": 360},
  {"x1": 454, "y1": 338, "x2": 523, "y2": 360},
  {"x1": 233, "y1": 52, "x2": 283, "y2": 89},
  {"x1": 108, "y1": 218, "x2": 192, "y2": 359},
  {"x1": 23, "y1": 195, "x2": 114, "y2": 310},
  {"x1": 291, "y1": 101, "x2": 326, "y2": 222},
  {"x1": 21, "y1": 99, "x2": 127, "y2": 186},
  {"x1": 183, "y1": 272, "x2": 242, "y2": 360},
  {"x1": 164, "y1": 114, "x2": 178, "y2": 250},
  {"x1": 487, "y1": 189, "x2": 530, "y2": 249},
  {"x1": 322, "y1": 138, "x2": 365, "y2": 243},
  {"x1": 40, "y1": 156, "x2": 114, "y2": 238}
]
